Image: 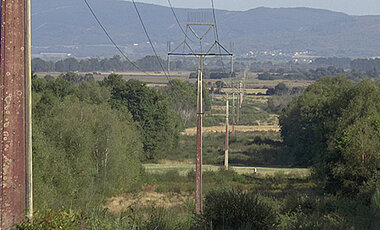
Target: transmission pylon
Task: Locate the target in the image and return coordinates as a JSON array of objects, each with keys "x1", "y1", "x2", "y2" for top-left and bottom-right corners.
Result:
[{"x1": 168, "y1": 12, "x2": 232, "y2": 214}]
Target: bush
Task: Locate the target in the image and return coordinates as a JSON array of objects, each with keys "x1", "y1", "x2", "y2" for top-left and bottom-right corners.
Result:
[
  {"x1": 193, "y1": 189, "x2": 277, "y2": 229},
  {"x1": 33, "y1": 101, "x2": 144, "y2": 210},
  {"x1": 373, "y1": 188, "x2": 380, "y2": 210},
  {"x1": 17, "y1": 209, "x2": 79, "y2": 230}
]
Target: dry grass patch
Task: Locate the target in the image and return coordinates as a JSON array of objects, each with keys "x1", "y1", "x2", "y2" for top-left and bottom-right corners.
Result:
[{"x1": 104, "y1": 191, "x2": 189, "y2": 214}]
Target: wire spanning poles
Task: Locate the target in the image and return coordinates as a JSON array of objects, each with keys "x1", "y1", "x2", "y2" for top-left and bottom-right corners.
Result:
[{"x1": 168, "y1": 12, "x2": 232, "y2": 214}]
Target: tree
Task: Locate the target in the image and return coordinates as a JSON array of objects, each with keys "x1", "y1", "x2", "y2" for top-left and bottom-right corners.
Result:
[
  {"x1": 31, "y1": 72, "x2": 47, "y2": 93},
  {"x1": 102, "y1": 74, "x2": 181, "y2": 160},
  {"x1": 280, "y1": 77, "x2": 380, "y2": 198},
  {"x1": 166, "y1": 79, "x2": 196, "y2": 127},
  {"x1": 279, "y1": 76, "x2": 353, "y2": 166},
  {"x1": 215, "y1": 80, "x2": 226, "y2": 94},
  {"x1": 33, "y1": 100, "x2": 144, "y2": 210}
]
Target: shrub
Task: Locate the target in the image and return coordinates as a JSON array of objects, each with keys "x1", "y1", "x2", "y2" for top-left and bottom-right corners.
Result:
[
  {"x1": 193, "y1": 189, "x2": 278, "y2": 229},
  {"x1": 373, "y1": 188, "x2": 380, "y2": 210},
  {"x1": 17, "y1": 209, "x2": 79, "y2": 230}
]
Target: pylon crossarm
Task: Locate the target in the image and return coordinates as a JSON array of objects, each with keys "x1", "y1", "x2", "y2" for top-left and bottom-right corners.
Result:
[
  {"x1": 168, "y1": 52, "x2": 232, "y2": 56},
  {"x1": 185, "y1": 41, "x2": 197, "y2": 55},
  {"x1": 205, "y1": 41, "x2": 217, "y2": 55},
  {"x1": 188, "y1": 25, "x2": 201, "y2": 40},
  {"x1": 200, "y1": 26, "x2": 214, "y2": 40},
  {"x1": 216, "y1": 40, "x2": 233, "y2": 55},
  {"x1": 171, "y1": 40, "x2": 185, "y2": 53}
]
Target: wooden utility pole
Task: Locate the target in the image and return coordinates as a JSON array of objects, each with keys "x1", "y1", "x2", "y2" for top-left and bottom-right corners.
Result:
[
  {"x1": 195, "y1": 55, "x2": 203, "y2": 214},
  {"x1": 168, "y1": 16, "x2": 232, "y2": 214},
  {"x1": 236, "y1": 89, "x2": 240, "y2": 123},
  {"x1": 224, "y1": 94, "x2": 229, "y2": 169},
  {"x1": 239, "y1": 81, "x2": 243, "y2": 108},
  {"x1": 0, "y1": 0, "x2": 32, "y2": 228},
  {"x1": 25, "y1": 0, "x2": 33, "y2": 221},
  {"x1": 232, "y1": 91, "x2": 235, "y2": 133}
]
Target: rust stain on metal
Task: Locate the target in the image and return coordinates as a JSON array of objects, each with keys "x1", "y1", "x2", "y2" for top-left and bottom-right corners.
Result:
[{"x1": 0, "y1": 0, "x2": 27, "y2": 228}]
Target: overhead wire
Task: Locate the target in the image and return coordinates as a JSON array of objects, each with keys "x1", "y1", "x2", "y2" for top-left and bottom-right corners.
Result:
[
  {"x1": 167, "y1": 0, "x2": 193, "y2": 43},
  {"x1": 131, "y1": 0, "x2": 172, "y2": 84},
  {"x1": 83, "y1": 0, "x2": 149, "y2": 74},
  {"x1": 210, "y1": 0, "x2": 227, "y2": 74}
]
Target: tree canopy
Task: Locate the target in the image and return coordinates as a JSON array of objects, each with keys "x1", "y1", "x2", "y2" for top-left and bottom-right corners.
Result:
[{"x1": 280, "y1": 76, "x2": 380, "y2": 198}]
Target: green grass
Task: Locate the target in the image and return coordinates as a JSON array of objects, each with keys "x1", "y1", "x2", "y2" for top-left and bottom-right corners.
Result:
[{"x1": 143, "y1": 163, "x2": 309, "y2": 177}]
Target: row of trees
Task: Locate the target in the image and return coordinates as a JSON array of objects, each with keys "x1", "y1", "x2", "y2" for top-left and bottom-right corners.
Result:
[
  {"x1": 31, "y1": 55, "x2": 204, "y2": 73},
  {"x1": 251, "y1": 57, "x2": 380, "y2": 75},
  {"x1": 258, "y1": 66, "x2": 379, "y2": 81},
  {"x1": 32, "y1": 72, "x2": 208, "y2": 210},
  {"x1": 351, "y1": 58, "x2": 380, "y2": 72},
  {"x1": 280, "y1": 76, "x2": 380, "y2": 199},
  {"x1": 32, "y1": 55, "x2": 167, "y2": 72}
]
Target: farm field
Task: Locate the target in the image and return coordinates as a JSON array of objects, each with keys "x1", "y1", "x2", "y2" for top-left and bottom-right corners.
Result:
[{"x1": 221, "y1": 88, "x2": 268, "y2": 94}]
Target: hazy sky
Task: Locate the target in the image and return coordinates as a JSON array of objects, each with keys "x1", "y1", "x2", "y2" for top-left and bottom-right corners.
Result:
[{"x1": 133, "y1": 0, "x2": 380, "y2": 15}]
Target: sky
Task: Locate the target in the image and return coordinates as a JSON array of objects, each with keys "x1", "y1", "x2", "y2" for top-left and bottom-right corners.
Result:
[{"x1": 132, "y1": 0, "x2": 380, "y2": 15}]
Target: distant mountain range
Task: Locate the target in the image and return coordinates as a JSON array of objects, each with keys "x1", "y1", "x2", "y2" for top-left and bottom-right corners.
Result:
[{"x1": 32, "y1": 0, "x2": 380, "y2": 59}]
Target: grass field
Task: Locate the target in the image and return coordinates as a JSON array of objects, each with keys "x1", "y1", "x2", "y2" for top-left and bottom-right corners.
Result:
[
  {"x1": 143, "y1": 163, "x2": 309, "y2": 177},
  {"x1": 221, "y1": 88, "x2": 268, "y2": 94},
  {"x1": 182, "y1": 125, "x2": 280, "y2": 135}
]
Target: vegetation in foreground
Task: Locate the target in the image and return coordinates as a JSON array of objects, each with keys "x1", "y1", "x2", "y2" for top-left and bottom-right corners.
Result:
[
  {"x1": 18, "y1": 72, "x2": 380, "y2": 229},
  {"x1": 18, "y1": 169, "x2": 377, "y2": 229}
]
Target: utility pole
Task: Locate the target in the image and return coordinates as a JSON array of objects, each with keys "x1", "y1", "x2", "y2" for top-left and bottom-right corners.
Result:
[
  {"x1": 167, "y1": 41, "x2": 171, "y2": 73},
  {"x1": 195, "y1": 55, "x2": 203, "y2": 214},
  {"x1": 232, "y1": 91, "x2": 235, "y2": 133},
  {"x1": 224, "y1": 93, "x2": 229, "y2": 169},
  {"x1": 25, "y1": 0, "x2": 33, "y2": 221},
  {"x1": 230, "y1": 43, "x2": 235, "y2": 134},
  {"x1": 236, "y1": 88, "x2": 240, "y2": 123},
  {"x1": 239, "y1": 81, "x2": 243, "y2": 109},
  {"x1": 168, "y1": 12, "x2": 232, "y2": 214},
  {"x1": 230, "y1": 42, "x2": 234, "y2": 79},
  {"x1": 241, "y1": 66, "x2": 248, "y2": 106},
  {"x1": 1, "y1": 0, "x2": 32, "y2": 228}
]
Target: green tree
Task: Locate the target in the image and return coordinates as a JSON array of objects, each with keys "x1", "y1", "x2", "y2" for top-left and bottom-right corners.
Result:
[
  {"x1": 31, "y1": 72, "x2": 47, "y2": 93},
  {"x1": 102, "y1": 74, "x2": 181, "y2": 160},
  {"x1": 33, "y1": 100, "x2": 144, "y2": 210},
  {"x1": 280, "y1": 77, "x2": 380, "y2": 198},
  {"x1": 166, "y1": 79, "x2": 196, "y2": 127},
  {"x1": 280, "y1": 76, "x2": 353, "y2": 166},
  {"x1": 315, "y1": 79, "x2": 380, "y2": 197}
]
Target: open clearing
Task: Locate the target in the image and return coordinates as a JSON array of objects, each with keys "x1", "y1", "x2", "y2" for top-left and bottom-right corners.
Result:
[
  {"x1": 182, "y1": 125, "x2": 280, "y2": 135},
  {"x1": 143, "y1": 163, "x2": 309, "y2": 177}
]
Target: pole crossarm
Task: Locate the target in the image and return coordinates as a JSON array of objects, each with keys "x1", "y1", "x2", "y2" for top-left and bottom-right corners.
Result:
[{"x1": 168, "y1": 53, "x2": 232, "y2": 56}]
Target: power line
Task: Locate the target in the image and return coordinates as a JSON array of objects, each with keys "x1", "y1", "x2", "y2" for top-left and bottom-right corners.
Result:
[
  {"x1": 83, "y1": 0, "x2": 151, "y2": 74},
  {"x1": 210, "y1": 0, "x2": 227, "y2": 74},
  {"x1": 131, "y1": 0, "x2": 171, "y2": 83},
  {"x1": 167, "y1": 0, "x2": 193, "y2": 43}
]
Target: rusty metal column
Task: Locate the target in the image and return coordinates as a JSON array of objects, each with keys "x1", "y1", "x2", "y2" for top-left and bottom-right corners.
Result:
[
  {"x1": 195, "y1": 55, "x2": 203, "y2": 214},
  {"x1": 0, "y1": 0, "x2": 27, "y2": 228}
]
